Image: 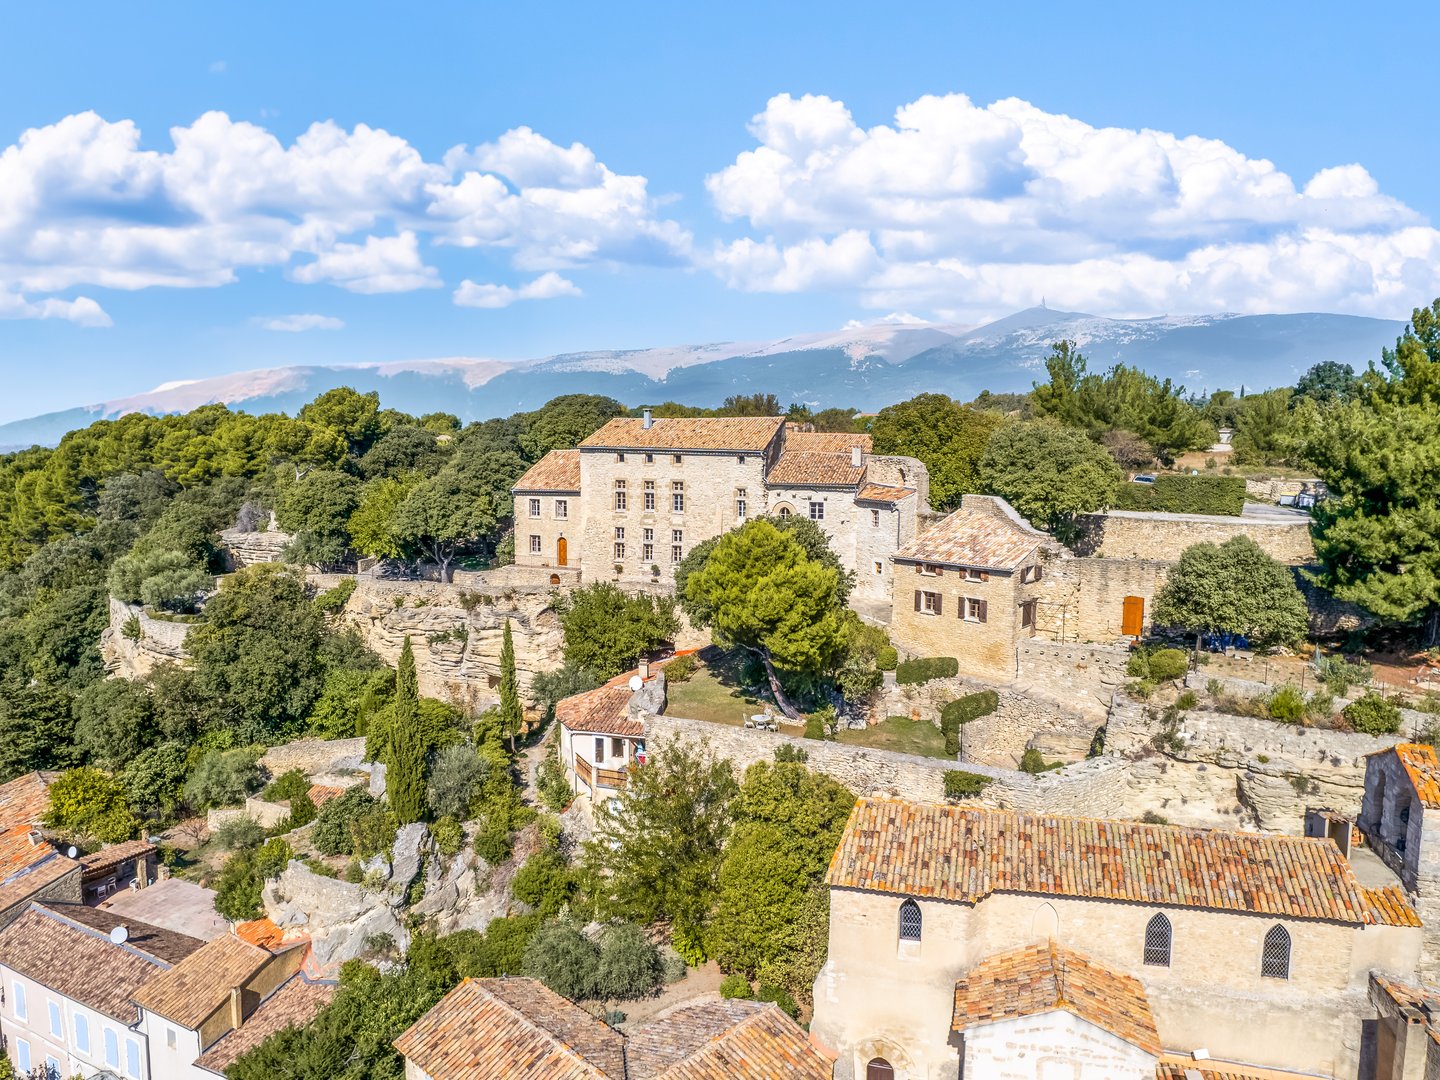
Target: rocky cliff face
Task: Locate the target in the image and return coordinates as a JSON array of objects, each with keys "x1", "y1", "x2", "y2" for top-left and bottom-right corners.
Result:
[{"x1": 99, "y1": 598, "x2": 193, "y2": 680}]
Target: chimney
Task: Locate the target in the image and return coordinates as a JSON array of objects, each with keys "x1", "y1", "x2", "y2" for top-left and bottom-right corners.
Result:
[
  {"x1": 26, "y1": 829, "x2": 41, "y2": 847},
  {"x1": 638, "y1": 659, "x2": 650, "y2": 680},
  {"x1": 229, "y1": 986, "x2": 245, "y2": 1032},
  {"x1": 642, "y1": 407, "x2": 653, "y2": 430},
  {"x1": 851, "y1": 446, "x2": 863, "y2": 468}
]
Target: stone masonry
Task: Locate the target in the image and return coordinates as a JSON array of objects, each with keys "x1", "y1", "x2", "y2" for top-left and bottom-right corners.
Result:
[{"x1": 1073, "y1": 508, "x2": 1315, "y2": 563}]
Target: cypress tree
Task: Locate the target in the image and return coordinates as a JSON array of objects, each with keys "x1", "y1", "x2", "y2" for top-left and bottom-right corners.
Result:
[
  {"x1": 499, "y1": 619, "x2": 523, "y2": 752},
  {"x1": 387, "y1": 636, "x2": 426, "y2": 824}
]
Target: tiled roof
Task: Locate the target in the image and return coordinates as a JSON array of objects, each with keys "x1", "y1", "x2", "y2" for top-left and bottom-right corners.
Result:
[
  {"x1": 0, "y1": 771, "x2": 55, "y2": 878},
  {"x1": 0, "y1": 903, "x2": 204, "y2": 1022},
  {"x1": 765, "y1": 450, "x2": 864, "y2": 488},
  {"x1": 557, "y1": 683, "x2": 643, "y2": 738},
  {"x1": 1391, "y1": 743, "x2": 1440, "y2": 808},
  {"x1": 1154, "y1": 1064, "x2": 1279, "y2": 1080},
  {"x1": 894, "y1": 498, "x2": 1045, "y2": 570},
  {"x1": 79, "y1": 839, "x2": 156, "y2": 879},
  {"x1": 0, "y1": 852, "x2": 79, "y2": 914},
  {"x1": 633, "y1": 1000, "x2": 832, "y2": 1079},
  {"x1": 828, "y1": 799, "x2": 1395, "y2": 925},
  {"x1": 133, "y1": 932, "x2": 275, "y2": 1028},
  {"x1": 307, "y1": 784, "x2": 347, "y2": 809},
  {"x1": 515, "y1": 450, "x2": 582, "y2": 493},
  {"x1": 393, "y1": 977, "x2": 625, "y2": 1080},
  {"x1": 1365, "y1": 885, "x2": 1423, "y2": 927},
  {"x1": 580, "y1": 417, "x2": 784, "y2": 452},
  {"x1": 952, "y1": 941, "x2": 1161, "y2": 1056},
  {"x1": 194, "y1": 974, "x2": 336, "y2": 1074},
  {"x1": 235, "y1": 917, "x2": 287, "y2": 949},
  {"x1": 784, "y1": 431, "x2": 872, "y2": 453},
  {"x1": 855, "y1": 483, "x2": 914, "y2": 504}
]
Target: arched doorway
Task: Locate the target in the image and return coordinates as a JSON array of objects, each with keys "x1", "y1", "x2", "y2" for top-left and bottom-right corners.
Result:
[
  {"x1": 549, "y1": 574, "x2": 561, "y2": 586},
  {"x1": 557, "y1": 537, "x2": 568, "y2": 567},
  {"x1": 866, "y1": 1060, "x2": 894, "y2": 1080}
]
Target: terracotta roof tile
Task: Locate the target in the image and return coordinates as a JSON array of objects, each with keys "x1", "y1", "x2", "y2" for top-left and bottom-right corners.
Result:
[
  {"x1": 635, "y1": 1001, "x2": 832, "y2": 1080},
  {"x1": 133, "y1": 932, "x2": 275, "y2": 1028},
  {"x1": 765, "y1": 450, "x2": 864, "y2": 488},
  {"x1": 0, "y1": 772, "x2": 55, "y2": 879},
  {"x1": 79, "y1": 839, "x2": 156, "y2": 879},
  {"x1": 1155, "y1": 1061, "x2": 1318, "y2": 1080},
  {"x1": 194, "y1": 974, "x2": 336, "y2": 1074},
  {"x1": 895, "y1": 499, "x2": 1045, "y2": 571},
  {"x1": 952, "y1": 941, "x2": 1160, "y2": 1055},
  {"x1": 0, "y1": 853, "x2": 80, "y2": 914},
  {"x1": 235, "y1": 917, "x2": 287, "y2": 949},
  {"x1": 580, "y1": 417, "x2": 784, "y2": 452},
  {"x1": 784, "y1": 431, "x2": 872, "y2": 453},
  {"x1": 557, "y1": 683, "x2": 643, "y2": 738},
  {"x1": 515, "y1": 450, "x2": 582, "y2": 493},
  {"x1": 855, "y1": 483, "x2": 914, "y2": 504},
  {"x1": 306, "y1": 784, "x2": 347, "y2": 809},
  {"x1": 1392, "y1": 744, "x2": 1440, "y2": 808},
  {"x1": 828, "y1": 799, "x2": 1386, "y2": 924},
  {"x1": 1365, "y1": 885, "x2": 1423, "y2": 927},
  {"x1": 393, "y1": 977, "x2": 624, "y2": 1079},
  {"x1": 0, "y1": 903, "x2": 204, "y2": 1022}
]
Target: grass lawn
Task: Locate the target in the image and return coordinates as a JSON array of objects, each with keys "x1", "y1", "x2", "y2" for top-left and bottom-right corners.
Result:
[
  {"x1": 663, "y1": 647, "x2": 774, "y2": 727},
  {"x1": 839, "y1": 714, "x2": 951, "y2": 760}
]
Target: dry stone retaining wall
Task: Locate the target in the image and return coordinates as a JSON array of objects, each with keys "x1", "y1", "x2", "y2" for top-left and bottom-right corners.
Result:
[
  {"x1": 1073, "y1": 510, "x2": 1315, "y2": 563},
  {"x1": 99, "y1": 598, "x2": 194, "y2": 679}
]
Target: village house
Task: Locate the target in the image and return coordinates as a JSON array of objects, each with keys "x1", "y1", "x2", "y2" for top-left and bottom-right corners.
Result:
[
  {"x1": 1358, "y1": 743, "x2": 1440, "y2": 976},
  {"x1": 512, "y1": 412, "x2": 927, "y2": 602},
  {"x1": 811, "y1": 797, "x2": 1423, "y2": 1080},
  {"x1": 0, "y1": 773, "x2": 84, "y2": 930},
  {"x1": 79, "y1": 839, "x2": 159, "y2": 905},
  {"x1": 556, "y1": 658, "x2": 674, "y2": 803},
  {"x1": 393, "y1": 975, "x2": 832, "y2": 1079}
]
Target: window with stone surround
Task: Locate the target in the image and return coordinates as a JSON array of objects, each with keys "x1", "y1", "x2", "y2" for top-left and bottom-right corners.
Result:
[
  {"x1": 614, "y1": 480, "x2": 627, "y2": 511},
  {"x1": 875, "y1": 561, "x2": 883, "y2": 575},
  {"x1": 871, "y1": 508, "x2": 880, "y2": 526},
  {"x1": 673, "y1": 454, "x2": 683, "y2": 465},
  {"x1": 615, "y1": 527, "x2": 625, "y2": 541},
  {"x1": 555, "y1": 499, "x2": 567, "y2": 519},
  {"x1": 529, "y1": 535, "x2": 541, "y2": 554},
  {"x1": 614, "y1": 542, "x2": 625, "y2": 560},
  {"x1": 528, "y1": 498, "x2": 541, "y2": 517},
  {"x1": 1143, "y1": 913, "x2": 1171, "y2": 966},
  {"x1": 736, "y1": 489, "x2": 747, "y2": 519},
  {"x1": 962, "y1": 597, "x2": 988, "y2": 623},
  {"x1": 644, "y1": 453, "x2": 654, "y2": 464},
  {"x1": 1261, "y1": 924, "x2": 1291, "y2": 979},
  {"x1": 809, "y1": 500, "x2": 825, "y2": 520},
  {"x1": 644, "y1": 480, "x2": 656, "y2": 510},
  {"x1": 643, "y1": 527, "x2": 654, "y2": 542},
  {"x1": 962, "y1": 567, "x2": 985, "y2": 582},
  {"x1": 916, "y1": 589, "x2": 940, "y2": 615},
  {"x1": 615, "y1": 452, "x2": 626, "y2": 463},
  {"x1": 672, "y1": 481, "x2": 684, "y2": 513},
  {"x1": 643, "y1": 543, "x2": 654, "y2": 561},
  {"x1": 899, "y1": 899, "x2": 922, "y2": 941}
]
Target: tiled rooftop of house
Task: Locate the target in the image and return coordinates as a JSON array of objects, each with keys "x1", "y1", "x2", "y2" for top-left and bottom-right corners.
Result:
[
  {"x1": 580, "y1": 416, "x2": 785, "y2": 452},
  {"x1": 1390, "y1": 743, "x2": 1440, "y2": 808},
  {"x1": 765, "y1": 450, "x2": 865, "y2": 488},
  {"x1": 132, "y1": 931, "x2": 279, "y2": 1028},
  {"x1": 0, "y1": 771, "x2": 58, "y2": 879},
  {"x1": 783, "y1": 430, "x2": 872, "y2": 453},
  {"x1": 629, "y1": 999, "x2": 832, "y2": 1079},
  {"x1": 1363, "y1": 885, "x2": 1423, "y2": 927},
  {"x1": 894, "y1": 496, "x2": 1044, "y2": 570},
  {"x1": 556, "y1": 653, "x2": 693, "y2": 737},
  {"x1": 515, "y1": 449, "x2": 583, "y2": 492},
  {"x1": 306, "y1": 784, "x2": 348, "y2": 809},
  {"x1": 394, "y1": 977, "x2": 625, "y2": 1080},
  {"x1": 952, "y1": 941, "x2": 1161, "y2": 1055},
  {"x1": 0, "y1": 902, "x2": 204, "y2": 1022},
  {"x1": 828, "y1": 798, "x2": 1417, "y2": 926},
  {"x1": 78, "y1": 839, "x2": 157, "y2": 879},
  {"x1": 193, "y1": 974, "x2": 336, "y2": 1075},
  {"x1": 855, "y1": 483, "x2": 914, "y2": 504},
  {"x1": 1154, "y1": 1061, "x2": 1315, "y2": 1080}
]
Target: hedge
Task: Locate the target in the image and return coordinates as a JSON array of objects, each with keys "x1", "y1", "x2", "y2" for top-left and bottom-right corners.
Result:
[
  {"x1": 896, "y1": 656, "x2": 959, "y2": 685},
  {"x1": 939, "y1": 690, "x2": 1000, "y2": 755},
  {"x1": 943, "y1": 770, "x2": 993, "y2": 799},
  {"x1": 1112, "y1": 474, "x2": 1245, "y2": 516},
  {"x1": 1343, "y1": 693, "x2": 1402, "y2": 735}
]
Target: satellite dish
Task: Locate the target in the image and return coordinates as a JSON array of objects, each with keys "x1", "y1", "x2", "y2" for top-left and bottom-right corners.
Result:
[
  {"x1": 627, "y1": 676, "x2": 643, "y2": 692},
  {"x1": 109, "y1": 925, "x2": 129, "y2": 945},
  {"x1": 66, "y1": 846, "x2": 78, "y2": 859}
]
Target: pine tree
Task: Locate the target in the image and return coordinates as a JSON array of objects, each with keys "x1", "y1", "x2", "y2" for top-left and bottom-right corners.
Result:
[
  {"x1": 386, "y1": 636, "x2": 426, "y2": 824},
  {"x1": 499, "y1": 619, "x2": 523, "y2": 752}
]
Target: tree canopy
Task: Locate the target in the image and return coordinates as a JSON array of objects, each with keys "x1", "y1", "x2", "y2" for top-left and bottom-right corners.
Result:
[
  {"x1": 870, "y1": 393, "x2": 1003, "y2": 511},
  {"x1": 1152, "y1": 535, "x2": 1309, "y2": 649},
  {"x1": 979, "y1": 420, "x2": 1121, "y2": 534}
]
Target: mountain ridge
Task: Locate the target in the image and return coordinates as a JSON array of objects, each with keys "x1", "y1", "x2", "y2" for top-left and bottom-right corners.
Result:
[{"x1": 0, "y1": 307, "x2": 1404, "y2": 450}]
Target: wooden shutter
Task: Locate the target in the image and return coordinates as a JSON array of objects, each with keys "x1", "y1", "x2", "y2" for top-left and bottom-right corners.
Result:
[
  {"x1": 913, "y1": 590, "x2": 922, "y2": 612},
  {"x1": 1033, "y1": 564, "x2": 1043, "y2": 581},
  {"x1": 934, "y1": 565, "x2": 943, "y2": 576},
  {"x1": 979, "y1": 571, "x2": 989, "y2": 582},
  {"x1": 1122, "y1": 595, "x2": 1144, "y2": 636},
  {"x1": 976, "y1": 599, "x2": 988, "y2": 623},
  {"x1": 915, "y1": 564, "x2": 923, "y2": 575},
  {"x1": 934, "y1": 593, "x2": 943, "y2": 616}
]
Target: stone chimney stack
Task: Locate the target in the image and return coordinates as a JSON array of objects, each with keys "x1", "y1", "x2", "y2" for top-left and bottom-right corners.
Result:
[
  {"x1": 638, "y1": 658, "x2": 650, "y2": 680},
  {"x1": 642, "y1": 408, "x2": 654, "y2": 430},
  {"x1": 851, "y1": 446, "x2": 863, "y2": 468}
]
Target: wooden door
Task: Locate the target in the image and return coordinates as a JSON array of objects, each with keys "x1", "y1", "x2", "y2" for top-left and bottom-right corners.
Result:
[
  {"x1": 557, "y1": 537, "x2": 568, "y2": 567},
  {"x1": 1122, "y1": 595, "x2": 1144, "y2": 637}
]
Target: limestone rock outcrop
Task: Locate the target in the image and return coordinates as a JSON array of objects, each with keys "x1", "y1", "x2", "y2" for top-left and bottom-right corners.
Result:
[{"x1": 263, "y1": 862, "x2": 409, "y2": 968}]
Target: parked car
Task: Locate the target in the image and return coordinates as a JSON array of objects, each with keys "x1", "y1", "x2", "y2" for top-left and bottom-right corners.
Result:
[{"x1": 1131, "y1": 473, "x2": 1157, "y2": 484}]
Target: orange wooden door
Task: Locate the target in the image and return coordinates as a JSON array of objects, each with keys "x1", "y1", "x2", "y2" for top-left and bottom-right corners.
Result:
[
  {"x1": 557, "y1": 537, "x2": 568, "y2": 566},
  {"x1": 1122, "y1": 595, "x2": 1144, "y2": 637}
]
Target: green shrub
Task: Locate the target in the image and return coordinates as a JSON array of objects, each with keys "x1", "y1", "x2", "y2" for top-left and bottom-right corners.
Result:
[
  {"x1": 664, "y1": 653, "x2": 699, "y2": 683},
  {"x1": 1019, "y1": 748, "x2": 1061, "y2": 774},
  {"x1": 1147, "y1": 649, "x2": 1189, "y2": 682},
  {"x1": 773, "y1": 744, "x2": 809, "y2": 763},
  {"x1": 522, "y1": 920, "x2": 600, "y2": 1001},
  {"x1": 671, "y1": 925, "x2": 708, "y2": 967},
  {"x1": 660, "y1": 948, "x2": 688, "y2": 984},
  {"x1": 1267, "y1": 684, "x2": 1306, "y2": 723},
  {"x1": 896, "y1": 656, "x2": 960, "y2": 685},
  {"x1": 511, "y1": 851, "x2": 577, "y2": 917},
  {"x1": 536, "y1": 756, "x2": 573, "y2": 813},
  {"x1": 1175, "y1": 690, "x2": 1198, "y2": 710},
  {"x1": 311, "y1": 786, "x2": 385, "y2": 856},
  {"x1": 943, "y1": 770, "x2": 993, "y2": 799},
  {"x1": 940, "y1": 691, "x2": 1000, "y2": 756},
  {"x1": 313, "y1": 577, "x2": 357, "y2": 614},
  {"x1": 756, "y1": 982, "x2": 799, "y2": 1019},
  {"x1": 1113, "y1": 474, "x2": 1245, "y2": 515},
  {"x1": 184, "y1": 749, "x2": 262, "y2": 811},
  {"x1": 431, "y1": 816, "x2": 464, "y2": 856},
  {"x1": 261, "y1": 769, "x2": 310, "y2": 804},
  {"x1": 1316, "y1": 655, "x2": 1373, "y2": 695},
  {"x1": 1304, "y1": 692, "x2": 1335, "y2": 721},
  {"x1": 213, "y1": 817, "x2": 265, "y2": 851},
  {"x1": 719, "y1": 973, "x2": 753, "y2": 999},
  {"x1": 213, "y1": 838, "x2": 293, "y2": 922},
  {"x1": 1344, "y1": 693, "x2": 1403, "y2": 735},
  {"x1": 1141, "y1": 810, "x2": 1169, "y2": 825},
  {"x1": 876, "y1": 646, "x2": 898, "y2": 671},
  {"x1": 594, "y1": 922, "x2": 663, "y2": 1000}
]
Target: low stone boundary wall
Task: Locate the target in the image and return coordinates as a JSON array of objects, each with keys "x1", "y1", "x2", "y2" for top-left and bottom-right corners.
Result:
[
  {"x1": 1016, "y1": 639, "x2": 1131, "y2": 715},
  {"x1": 1073, "y1": 509, "x2": 1314, "y2": 564},
  {"x1": 260, "y1": 737, "x2": 368, "y2": 777},
  {"x1": 1184, "y1": 671, "x2": 1435, "y2": 737},
  {"x1": 100, "y1": 598, "x2": 194, "y2": 679}
]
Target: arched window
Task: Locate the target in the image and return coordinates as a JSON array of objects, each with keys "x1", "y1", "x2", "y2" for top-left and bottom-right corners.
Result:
[
  {"x1": 777, "y1": 505, "x2": 792, "y2": 517},
  {"x1": 1143, "y1": 913, "x2": 1171, "y2": 967},
  {"x1": 899, "y1": 899, "x2": 922, "y2": 942},
  {"x1": 1261, "y1": 924, "x2": 1291, "y2": 979},
  {"x1": 867, "y1": 1060, "x2": 895, "y2": 1080}
]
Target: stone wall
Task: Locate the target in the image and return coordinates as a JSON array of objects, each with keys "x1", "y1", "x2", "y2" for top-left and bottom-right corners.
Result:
[
  {"x1": 1245, "y1": 477, "x2": 1327, "y2": 503},
  {"x1": 1073, "y1": 509, "x2": 1315, "y2": 564},
  {"x1": 218, "y1": 525, "x2": 293, "y2": 568},
  {"x1": 1031, "y1": 556, "x2": 1170, "y2": 644},
  {"x1": 259, "y1": 737, "x2": 368, "y2": 777},
  {"x1": 1015, "y1": 639, "x2": 1132, "y2": 716},
  {"x1": 99, "y1": 598, "x2": 195, "y2": 679}
]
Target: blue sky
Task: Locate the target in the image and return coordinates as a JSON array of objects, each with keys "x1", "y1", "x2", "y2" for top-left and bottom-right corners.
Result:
[{"x1": 1, "y1": 0, "x2": 1437, "y2": 423}]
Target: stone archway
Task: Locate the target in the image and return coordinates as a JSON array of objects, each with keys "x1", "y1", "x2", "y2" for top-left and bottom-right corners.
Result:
[{"x1": 855, "y1": 1038, "x2": 915, "y2": 1080}]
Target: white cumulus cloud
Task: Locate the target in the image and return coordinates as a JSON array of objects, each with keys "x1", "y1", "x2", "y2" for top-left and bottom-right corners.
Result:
[
  {"x1": 256, "y1": 313, "x2": 345, "y2": 332},
  {"x1": 0, "y1": 110, "x2": 688, "y2": 321},
  {"x1": 704, "y1": 92, "x2": 1440, "y2": 317},
  {"x1": 0, "y1": 288, "x2": 111, "y2": 326},
  {"x1": 453, "y1": 271, "x2": 582, "y2": 309}
]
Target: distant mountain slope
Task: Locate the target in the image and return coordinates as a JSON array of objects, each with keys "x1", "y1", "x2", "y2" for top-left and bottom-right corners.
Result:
[{"x1": 0, "y1": 308, "x2": 1403, "y2": 450}]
